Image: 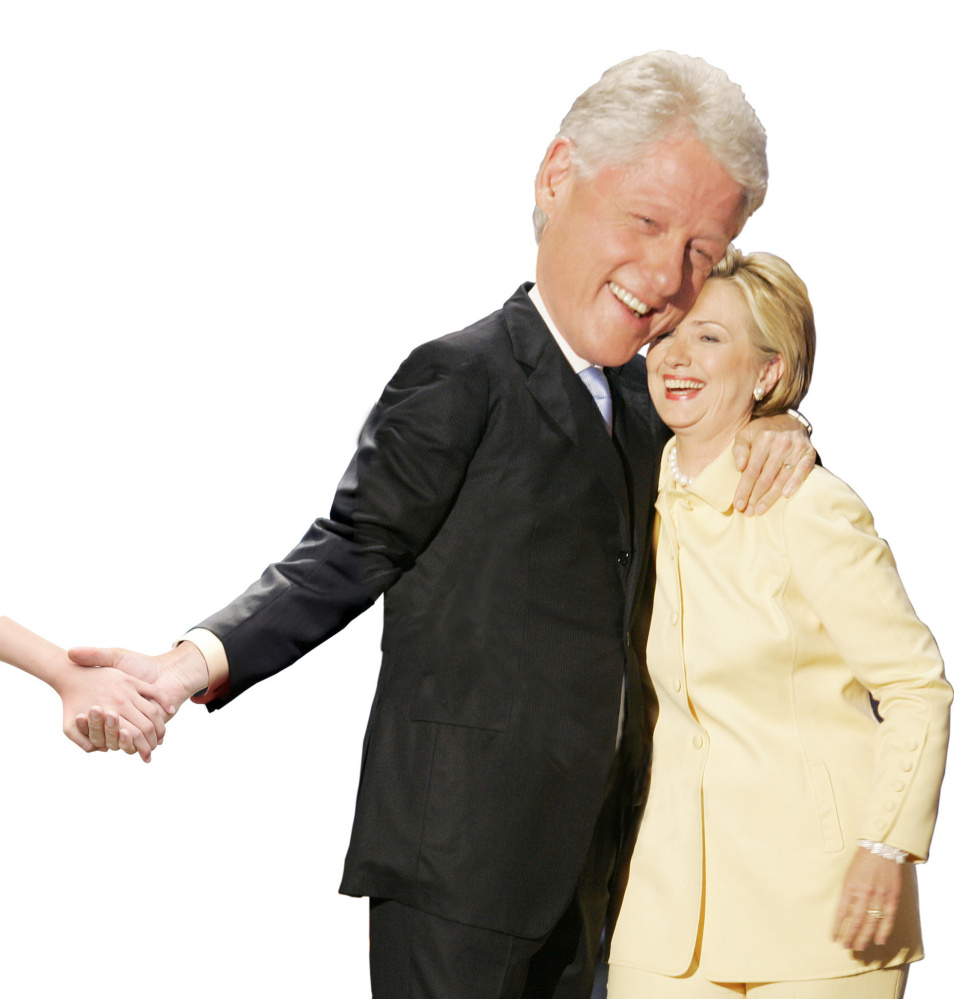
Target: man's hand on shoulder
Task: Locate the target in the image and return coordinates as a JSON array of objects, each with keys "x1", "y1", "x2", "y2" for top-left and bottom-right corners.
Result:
[{"x1": 732, "y1": 414, "x2": 815, "y2": 515}]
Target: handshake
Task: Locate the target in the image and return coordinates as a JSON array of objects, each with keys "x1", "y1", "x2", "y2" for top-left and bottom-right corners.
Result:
[
  {"x1": 0, "y1": 617, "x2": 211, "y2": 763},
  {"x1": 66, "y1": 642, "x2": 212, "y2": 762}
]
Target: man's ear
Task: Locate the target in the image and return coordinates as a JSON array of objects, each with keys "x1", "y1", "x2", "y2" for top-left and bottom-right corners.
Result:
[{"x1": 534, "y1": 138, "x2": 575, "y2": 217}]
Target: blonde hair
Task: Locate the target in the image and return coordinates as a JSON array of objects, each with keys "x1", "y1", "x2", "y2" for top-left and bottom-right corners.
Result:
[
  {"x1": 710, "y1": 246, "x2": 815, "y2": 416},
  {"x1": 533, "y1": 51, "x2": 767, "y2": 241}
]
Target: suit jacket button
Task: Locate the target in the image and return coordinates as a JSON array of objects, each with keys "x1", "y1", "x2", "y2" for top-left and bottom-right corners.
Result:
[{"x1": 617, "y1": 551, "x2": 630, "y2": 566}]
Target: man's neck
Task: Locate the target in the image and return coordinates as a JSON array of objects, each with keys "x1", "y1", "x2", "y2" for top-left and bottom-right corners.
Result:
[{"x1": 527, "y1": 284, "x2": 594, "y2": 374}]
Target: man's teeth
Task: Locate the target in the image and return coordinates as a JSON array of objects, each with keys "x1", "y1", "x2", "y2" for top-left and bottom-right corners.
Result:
[
  {"x1": 609, "y1": 282, "x2": 650, "y2": 317},
  {"x1": 665, "y1": 379, "x2": 704, "y2": 391}
]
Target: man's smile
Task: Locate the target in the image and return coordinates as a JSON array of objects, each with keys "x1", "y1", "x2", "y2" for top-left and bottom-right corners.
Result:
[{"x1": 609, "y1": 281, "x2": 651, "y2": 317}]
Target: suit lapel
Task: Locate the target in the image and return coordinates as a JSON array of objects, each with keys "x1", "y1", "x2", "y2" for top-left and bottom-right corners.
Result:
[
  {"x1": 507, "y1": 289, "x2": 580, "y2": 444},
  {"x1": 609, "y1": 357, "x2": 665, "y2": 605},
  {"x1": 505, "y1": 286, "x2": 630, "y2": 522},
  {"x1": 609, "y1": 357, "x2": 659, "y2": 501}
]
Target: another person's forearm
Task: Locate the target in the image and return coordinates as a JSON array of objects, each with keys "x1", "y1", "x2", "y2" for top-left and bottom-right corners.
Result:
[{"x1": 0, "y1": 616, "x2": 71, "y2": 692}]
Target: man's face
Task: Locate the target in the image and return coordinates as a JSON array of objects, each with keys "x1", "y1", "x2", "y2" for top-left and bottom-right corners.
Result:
[{"x1": 534, "y1": 132, "x2": 746, "y2": 368}]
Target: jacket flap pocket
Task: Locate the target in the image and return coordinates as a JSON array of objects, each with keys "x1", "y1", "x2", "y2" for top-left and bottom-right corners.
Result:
[{"x1": 410, "y1": 673, "x2": 510, "y2": 732}]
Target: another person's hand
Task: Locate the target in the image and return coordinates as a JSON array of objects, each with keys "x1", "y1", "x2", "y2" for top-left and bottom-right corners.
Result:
[
  {"x1": 732, "y1": 414, "x2": 814, "y2": 515},
  {"x1": 57, "y1": 657, "x2": 168, "y2": 762},
  {"x1": 69, "y1": 642, "x2": 210, "y2": 754},
  {"x1": 832, "y1": 847, "x2": 903, "y2": 951}
]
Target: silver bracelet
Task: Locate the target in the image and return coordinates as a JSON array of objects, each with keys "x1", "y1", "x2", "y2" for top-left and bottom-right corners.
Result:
[
  {"x1": 858, "y1": 839, "x2": 909, "y2": 864},
  {"x1": 786, "y1": 408, "x2": 813, "y2": 436}
]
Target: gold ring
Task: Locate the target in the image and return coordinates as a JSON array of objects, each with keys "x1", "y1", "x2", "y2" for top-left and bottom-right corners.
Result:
[{"x1": 867, "y1": 908, "x2": 885, "y2": 919}]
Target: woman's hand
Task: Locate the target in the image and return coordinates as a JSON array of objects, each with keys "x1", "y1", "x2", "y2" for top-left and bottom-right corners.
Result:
[
  {"x1": 57, "y1": 658, "x2": 170, "y2": 763},
  {"x1": 832, "y1": 846, "x2": 903, "y2": 951}
]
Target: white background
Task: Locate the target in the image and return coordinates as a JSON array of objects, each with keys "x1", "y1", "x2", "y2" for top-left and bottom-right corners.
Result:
[{"x1": 1, "y1": 2, "x2": 950, "y2": 996}]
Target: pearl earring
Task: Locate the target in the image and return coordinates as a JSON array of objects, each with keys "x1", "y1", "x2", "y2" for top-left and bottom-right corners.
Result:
[{"x1": 754, "y1": 387, "x2": 765, "y2": 401}]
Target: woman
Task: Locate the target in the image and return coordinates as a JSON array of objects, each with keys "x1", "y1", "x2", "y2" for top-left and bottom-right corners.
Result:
[
  {"x1": 0, "y1": 615, "x2": 166, "y2": 762},
  {"x1": 607, "y1": 248, "x2": 950, "y2": 997}
]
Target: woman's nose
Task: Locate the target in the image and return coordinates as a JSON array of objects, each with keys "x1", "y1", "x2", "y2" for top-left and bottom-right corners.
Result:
[{"x1": 664, "y1": 336, "x2": 691, "y2": 366}]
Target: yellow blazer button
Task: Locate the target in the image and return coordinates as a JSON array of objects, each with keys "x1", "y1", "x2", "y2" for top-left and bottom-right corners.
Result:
[
  {"x1": 670, "y1": 612, "x2": 679, "y2": 625},
  {"x1": 901, "y1": 760, "x2": 914, "y2": 773},
  {"x1": 893, "y1": 781, "x2": 906, "y2": 792},
  {"x1": 884, "y1": 800, "x2": 897, "y2": 812},
  {"x1": 673, "y1": 678, "x2": 682, "y2": 693},
  {"x1": 692, "y1": 734, "x2": 704, "y2": 749},
  {"x1": 905, "y1": 740, "x2": 919, "y2": 751}
]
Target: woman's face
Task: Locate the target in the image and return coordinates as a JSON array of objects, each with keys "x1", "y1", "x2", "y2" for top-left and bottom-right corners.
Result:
[{"x1": 646, "y1": 279, "x2": 781, "y2": 442}]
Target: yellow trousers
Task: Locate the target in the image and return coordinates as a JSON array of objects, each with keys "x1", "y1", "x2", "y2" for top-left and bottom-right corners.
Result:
[{"x1": 606, "y1": 963, "x2": 908, "y2": 998}]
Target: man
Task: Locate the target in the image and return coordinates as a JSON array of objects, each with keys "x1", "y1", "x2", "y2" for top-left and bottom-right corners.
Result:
[{"x1": 74, "y1": 52, "x2": 813, "y2": 998}]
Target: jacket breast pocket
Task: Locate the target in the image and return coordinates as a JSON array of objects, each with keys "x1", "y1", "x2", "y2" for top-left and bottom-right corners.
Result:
[
  {"x1": 409, "y1": 673, "x2": 511, "y2": 732},
  {"x1": 809, "y1": 759, "x2": 845, "y2": 853}
]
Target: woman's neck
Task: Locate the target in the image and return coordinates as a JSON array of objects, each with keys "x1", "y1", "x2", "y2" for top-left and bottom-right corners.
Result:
[{"x1": 671, "y1": 419, "x2": 749, "y2": 480}]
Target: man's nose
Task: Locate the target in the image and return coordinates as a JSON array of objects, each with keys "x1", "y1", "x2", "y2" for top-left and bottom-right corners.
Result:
[{"x1": 644, "y1": 240, "x2": 686, "y2": 301}]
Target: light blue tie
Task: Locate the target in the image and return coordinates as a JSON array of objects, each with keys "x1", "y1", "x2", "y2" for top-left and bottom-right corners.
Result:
[{"x1": 578, "y1": 365, "x2": 613, "y2": 433}]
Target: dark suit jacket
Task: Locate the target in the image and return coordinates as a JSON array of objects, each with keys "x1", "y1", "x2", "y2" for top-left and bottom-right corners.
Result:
[{"x1": 200, "y1": 284, "x2": 669, "y2": 938}]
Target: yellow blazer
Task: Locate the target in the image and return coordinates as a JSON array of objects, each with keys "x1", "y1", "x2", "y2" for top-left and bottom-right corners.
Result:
[{"x1": 609, "y1": 441, "x2": 951, "y2": 983}]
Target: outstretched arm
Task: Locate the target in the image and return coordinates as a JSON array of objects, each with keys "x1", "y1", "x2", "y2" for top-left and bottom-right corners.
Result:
[
  {"x1": 70, "y1": 641, "x2": 210, "y2": 753},
  {"x1": 0, "y1": 615, "x2": 167, "y2": 762},
  {"x1": 732, "y1": 412, "x2": 815, "y2": 515}
]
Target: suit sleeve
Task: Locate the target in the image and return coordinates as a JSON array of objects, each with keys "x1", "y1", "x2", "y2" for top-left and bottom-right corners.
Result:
[
  {"x1": 198, "y1": 337, "x2": 490, "y2": 708},
  {"x1": 784, "y1": 473, "x2": 951, "y2": 859}
]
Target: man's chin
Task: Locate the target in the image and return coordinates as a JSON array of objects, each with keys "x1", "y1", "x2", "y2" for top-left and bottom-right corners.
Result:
[{"x1": 592, "y1": 337, "x2": 654, "y2": 368}]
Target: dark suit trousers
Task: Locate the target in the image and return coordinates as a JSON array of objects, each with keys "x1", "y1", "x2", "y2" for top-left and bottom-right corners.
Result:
[{"x1": 368, "y1": 752, "x2": 633, "y2": 999}]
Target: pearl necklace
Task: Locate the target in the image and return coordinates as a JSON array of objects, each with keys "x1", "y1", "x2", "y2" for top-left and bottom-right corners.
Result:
[{"x1": 669, "y1": 445, "x2": 693, "y2": 486}]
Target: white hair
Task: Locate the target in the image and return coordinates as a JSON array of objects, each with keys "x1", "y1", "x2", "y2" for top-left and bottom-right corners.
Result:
[{"x1": 533, "y1": 51, "x2": 768, "y2": 241}]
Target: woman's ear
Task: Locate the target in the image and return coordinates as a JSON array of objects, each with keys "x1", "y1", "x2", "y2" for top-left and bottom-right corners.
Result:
[{"x1": 758, "y1": 354, "x2": 784, "y2": 398}]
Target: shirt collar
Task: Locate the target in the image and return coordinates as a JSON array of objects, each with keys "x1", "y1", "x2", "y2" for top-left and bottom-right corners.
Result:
[
  {"x1": 658, "y1": 438, "x2": 741, "y2": 515},
  {"x1": 528, "y1": 284, "x2": 594, "y2": 375}
]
